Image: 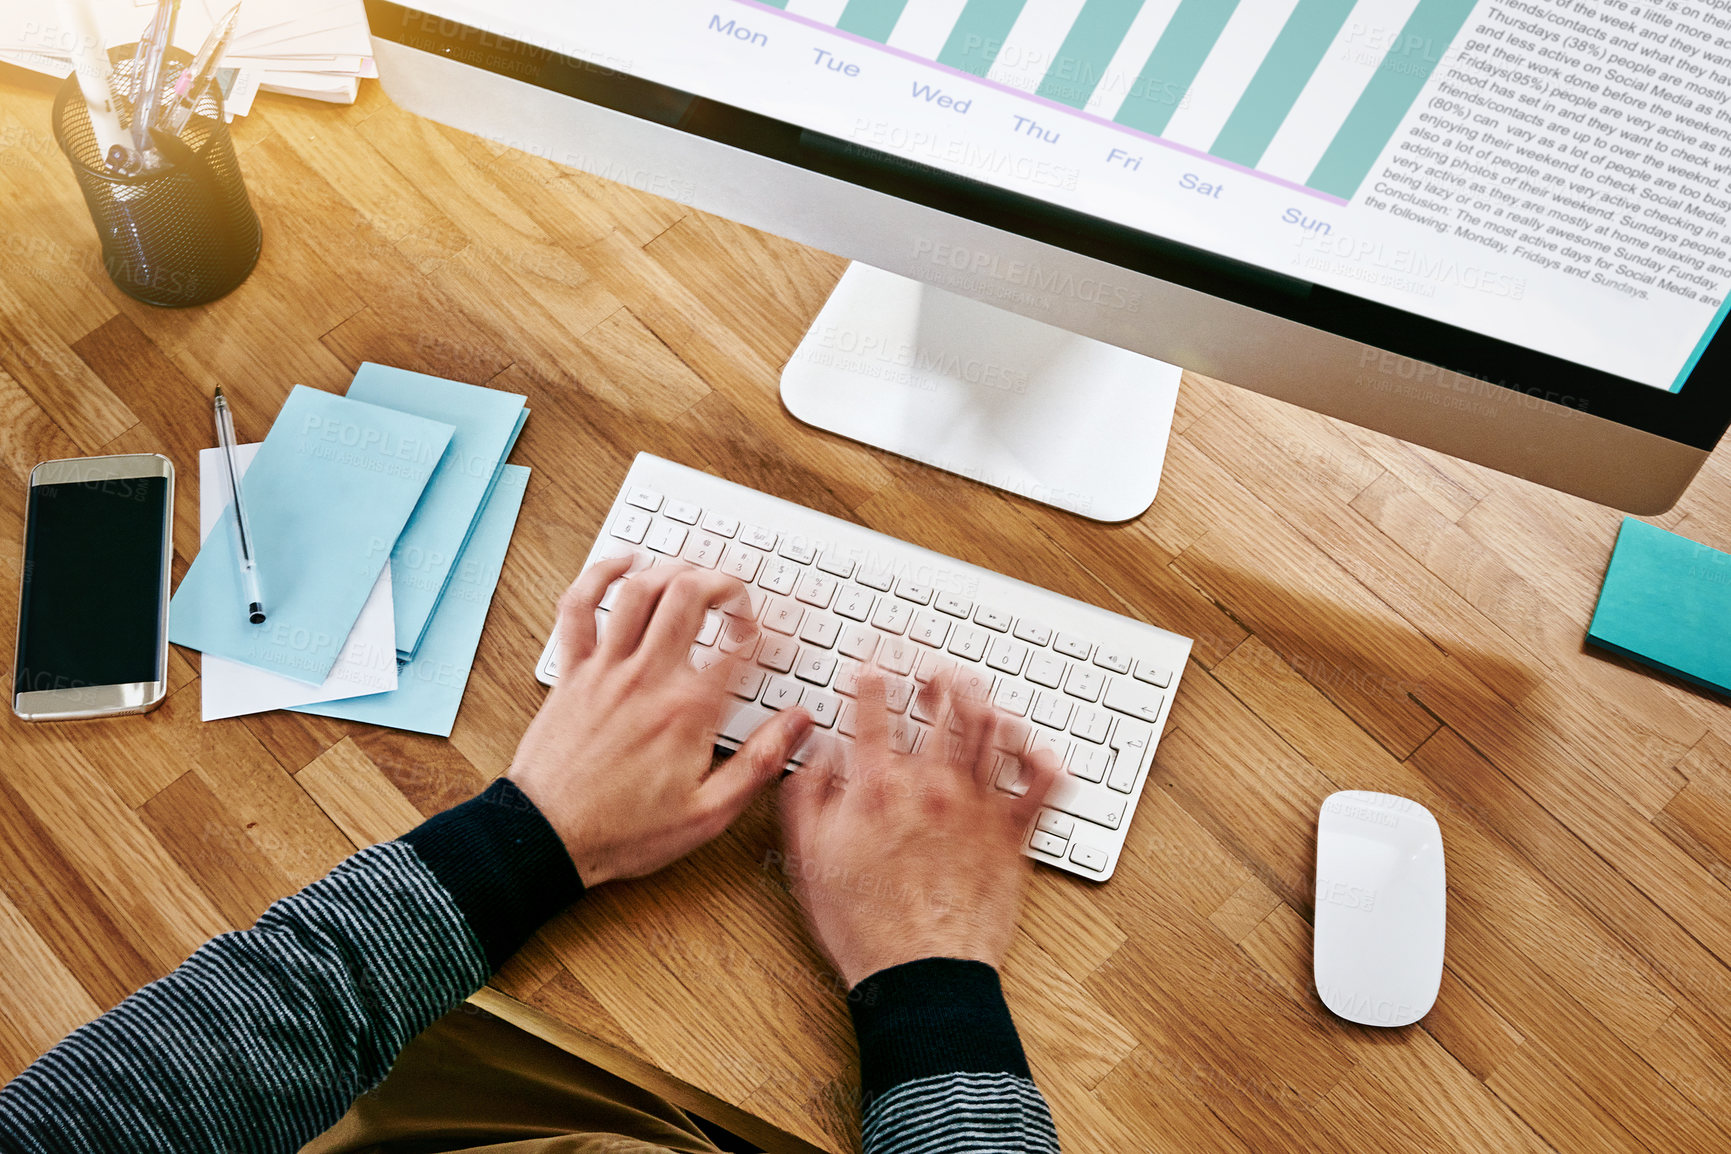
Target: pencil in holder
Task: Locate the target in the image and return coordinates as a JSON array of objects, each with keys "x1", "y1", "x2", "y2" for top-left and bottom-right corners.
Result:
[{"x1": 53, "y1": 45, "x2": 261, "y2": 308}]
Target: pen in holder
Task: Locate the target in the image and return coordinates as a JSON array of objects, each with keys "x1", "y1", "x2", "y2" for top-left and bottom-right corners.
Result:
[{"x1": 53, "y1": 45, "x2": 261, "y2": 308}]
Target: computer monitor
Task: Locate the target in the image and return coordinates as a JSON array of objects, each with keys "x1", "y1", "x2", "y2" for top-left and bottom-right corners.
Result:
[{"x1": 365, "y1": 0, "x2": 1731, "y2": 515}]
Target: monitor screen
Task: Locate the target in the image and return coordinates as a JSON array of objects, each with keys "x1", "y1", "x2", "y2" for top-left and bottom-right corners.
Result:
[{"x1": 378, "y1": 0, "x2": 1731, "y2": 446}]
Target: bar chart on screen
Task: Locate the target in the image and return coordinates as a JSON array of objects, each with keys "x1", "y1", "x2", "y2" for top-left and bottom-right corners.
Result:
[{"x1": 748, "y1": 0, "x2": 1481, "y2": 202}]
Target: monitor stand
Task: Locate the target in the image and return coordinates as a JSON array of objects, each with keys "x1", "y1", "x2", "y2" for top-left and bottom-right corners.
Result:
[{"x1": 780, "y1": 264, "x2": 1182, "y2": 523}]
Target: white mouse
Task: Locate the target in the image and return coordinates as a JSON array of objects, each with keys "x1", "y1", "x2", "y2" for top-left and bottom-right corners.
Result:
[{"x1": 1313, "y1": 790, "x2": 1446, "y2": 1027}]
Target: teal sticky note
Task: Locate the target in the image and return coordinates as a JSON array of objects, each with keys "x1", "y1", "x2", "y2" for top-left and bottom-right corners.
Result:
[
  {"x1": 346, "y1": 364, "x2": 528, "y2": 661},
  {"x1": 1587, "y1": 518, "x2": 1731, "y2": 696},
  {"x1": 293, "y1": 465, "x2": 529, "y2": 736},
  {"x1": 170, "y1": 386, "x2": 456, "y2": 684}
]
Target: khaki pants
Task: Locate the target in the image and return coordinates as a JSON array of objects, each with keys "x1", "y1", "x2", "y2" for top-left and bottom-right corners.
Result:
[{"x1": 302, "y1": 1005, "x2": 737, "y2": 1154}]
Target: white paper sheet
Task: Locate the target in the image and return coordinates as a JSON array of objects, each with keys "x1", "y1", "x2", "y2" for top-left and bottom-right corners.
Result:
[{"x1": 198, "y1": 443, "x2": 398, "y2": 721}]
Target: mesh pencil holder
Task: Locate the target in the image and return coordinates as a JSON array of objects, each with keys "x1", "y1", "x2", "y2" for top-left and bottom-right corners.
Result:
[{"x1": 53, "y1": 45, "x2": 261, "y2": 308}]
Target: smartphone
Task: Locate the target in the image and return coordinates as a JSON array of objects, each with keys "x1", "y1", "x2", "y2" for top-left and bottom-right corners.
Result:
[{"x1": 13, "y1": 454, "x2": 174, "y2": 721}]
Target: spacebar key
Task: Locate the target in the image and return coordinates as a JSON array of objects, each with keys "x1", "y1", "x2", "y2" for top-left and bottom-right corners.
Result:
[
  {"x1": 1045, "y1": 777, "x2": 1127, "y2": 830},
  {"x1": 718, "y1": 701, "x2": 773, "y2": 744}
]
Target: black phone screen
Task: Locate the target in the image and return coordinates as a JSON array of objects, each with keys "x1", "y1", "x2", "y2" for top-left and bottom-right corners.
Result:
[{"x1": 15, "y1": 475, "x2": 169, "y2": 695}]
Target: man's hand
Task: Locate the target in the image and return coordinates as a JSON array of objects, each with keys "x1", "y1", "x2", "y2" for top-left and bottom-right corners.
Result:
[
  {"x1": 509, "y1": 557, "x2": 813, "y2": 887},
  {"x1": 780, "y1": 673, "x2": 1060, "y2": 989}
]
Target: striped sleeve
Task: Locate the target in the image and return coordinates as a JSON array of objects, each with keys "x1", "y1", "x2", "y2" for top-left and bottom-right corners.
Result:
[
  {"x1": 0, "y1": 777, "x2": 583, "y2": 1154},
  {"x1": 850, "y1": 959, "x2": 1061, "y2": 1153}
]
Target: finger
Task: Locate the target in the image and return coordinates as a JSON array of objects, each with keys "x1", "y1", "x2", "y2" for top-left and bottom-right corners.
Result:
[
  {"x1": 780, "y1": 728, "x2": 842, "y2": 850},
  {"x1": 950, "y1": 691, "x2": 999, "y2": 789},
  {"x1": 556, "y1": 555, "x2": 634, "y2": 668},
  {"x1": 599, "y1": 565, "x2": 681, "y2": 659},
  {"x1": 641, "y1": 570, "x2": 751, "y2": 674},
  {"x1": 852, "y1": 670, "x2": 893, "y2": 780},
  {"x1": 1009, "y1": 748, "x2": 1063, "y2": 827},
  {"x1": 704, "y1": 708, "x2": 814, "y2": 825}
]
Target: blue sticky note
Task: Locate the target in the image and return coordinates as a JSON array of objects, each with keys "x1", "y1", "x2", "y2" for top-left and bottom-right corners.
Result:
[
  {"x1": 1587, "y1": 518, "x2": 1731, "y2": 696},
  {"x1": 293, "y1": 465, "x2": 529, "y2": 736},
  {"x1": 346, "y1": 364, "x2": 528, "y2": 660},
  {"x1": 169, "y1": 386, "x2": 455, "y2": 685}
]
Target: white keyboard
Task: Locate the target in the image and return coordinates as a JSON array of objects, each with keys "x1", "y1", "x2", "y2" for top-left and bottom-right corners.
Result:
[{"x1": 536, "y1": 454, "x2": 1191, "y2": 882}]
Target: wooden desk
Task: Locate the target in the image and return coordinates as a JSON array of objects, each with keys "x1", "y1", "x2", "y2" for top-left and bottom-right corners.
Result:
[{"x1": 2, "y1": 75, "x2": 1729, "y2": 1154}]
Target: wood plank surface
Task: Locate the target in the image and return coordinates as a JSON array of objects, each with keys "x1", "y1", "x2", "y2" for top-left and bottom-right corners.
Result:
[{"x1": 1, "y1": 73, "x2": 1730, "y2": 1154}]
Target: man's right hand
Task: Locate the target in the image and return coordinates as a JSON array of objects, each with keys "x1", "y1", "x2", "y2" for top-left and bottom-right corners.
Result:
[{"x1": 780, "y1": 673, "x2": 1061, "y2": 990}]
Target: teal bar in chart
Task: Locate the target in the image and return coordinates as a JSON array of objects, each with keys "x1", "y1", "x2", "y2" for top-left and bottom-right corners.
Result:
[
  {"x1": 1115, "y1": 0, "x2": 1240, "y2": 137},
  {"x1": 1308, "y1": 0, "x2": 1477, "y2": 199},
  {"x1": 1036, "y1": 0, "x2": 1142, "y2": 109},
  {"x1": 937, "y1": 0, "x2": 1029, "y2": 76},
  {"x1": 1211, "y1": 0, "x2": 1355, "y2": 168},
  {"x1": 838, "y1": 0, "x2": 910, "y2": 43}
]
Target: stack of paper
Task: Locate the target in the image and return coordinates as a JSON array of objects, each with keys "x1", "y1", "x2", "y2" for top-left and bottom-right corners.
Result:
[
  {"x1": 0, "y1": 0, "x2": 374, "y2": 116},
  {"x1": 171, "y1": 370, "x2": 532, "y2": 737}
]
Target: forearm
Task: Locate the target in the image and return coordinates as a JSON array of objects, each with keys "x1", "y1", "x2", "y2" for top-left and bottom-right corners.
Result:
[
  {"x1": 850, "y1": 959, "x2": 1060, "y2": 1153},
  {"x1": 0, "y1": 778, "x2": 582, "y2": 1154}
]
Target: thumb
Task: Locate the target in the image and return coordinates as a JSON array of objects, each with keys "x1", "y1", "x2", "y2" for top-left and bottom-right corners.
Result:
[{"x1": 704, "y1": 708, "x2": 814, "y2": 818}]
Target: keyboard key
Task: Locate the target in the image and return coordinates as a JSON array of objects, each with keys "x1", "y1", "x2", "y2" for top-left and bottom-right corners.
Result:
[
  {"x1": 914, "y1": 652, "x2": 953, "y2": 684},
  {"x1": 995, "y1": 681, "x2": 1032, "y2": 716},
  {"x1": 1029, "y1": 730, "x2": 1071, "y2": 766},
  {"x1": 910, "y1": 685, "x2": 941, "y2": 724},
  {"x1": 936, "y1": 591, "x2": 972, "y2": 618},
  {"x1": 719, "y1": 622, "x2": 757, "y2": 660},
  {"x1": 762, "y1": 597, "x2": 803, "y2": 635},
  {"x1": 1031, "y1": 692, "x2": 1072, "y2": 731},
  {"x1": 994, "y1": 754, "x2": 1029, "y2": 796},
  {"x1": 646, "y1": 521, "x2": 687, "y2": 555},
  {"x1": 757, "y1": 636, "x2": 797, "y2": 673},
  {"x1": 817, "y1": 551, "x2": 855, "y2": 578},
  {"x1": 995, "y1": 717, "x2": 1031, "y2": 755},
  {"x1": 1054, "y1": 633, "x2": 1092, "y2": 661},
  {"x1": 838, "y1": 701, "x2": 858, "y2": 736},
  {"x1": 626, "y1": 486, "x2": 663, "y2": 512},
  {"x1": 1104, "y1": 678, "x2": 1165, "y2": 723},
  {"x1": 947, "y1": 624, "x2": 990, "y2": 662},
  {"x1": 718, "y1": 701, "x2": 772, "y2": 743},
  {"x1": 871, "y1": 599, "x2": 913, "y2": 635},
  {"x1": 1013, "y1": 619, "x2": 1052, "y2": 646},
  {"x1": 720, "y1": 543, "x2": 763, "y2": 583},
  {"x1": 1070, "y1": 705, "x2": 1110, "y2": 744},
  {"x1": 795, "y1": 649, "x2": 836, "y2": 686},
  {"x1": 781, "y1": 535, "x2": 818, "y2": 564},
  {"x1": 801, "y1": 688, "x2": 841, "y2": 727},
  {"x1": 680, "y1": 532, "x2": 726, "y2": 569},
  {"x1": 1064, "y1": 665, "x2": 1104, "y2": 703},
  {"x1": 742, "y1": 524, "x2": 778, "y2": 552},
  {"x1": 701, "y1": 511, "x2": 738, "y2": 537},
  {"x1": 726, "y1": 667, "x2": 765, "y2": 700},
  {"x1": 1069, "y1": 844, "x2": 1109, "y2": 872},
  {"x1": 740, "y1": 588, "x2": 768, "y2": 621},
  {"x1": 696, "y1": 612, "x2": 722, "y2": 646},
  {"x1": 795, "y1": 570, "x2": 838, "y2": 609},
  {"x1": 1093, "y1": 646, "x2": 1132, "y2": 675},
  {"x1": 799, "y1": 615, "x2": 840, "y2": 649},
  {"x1": 953, "y1": 668, "x2": 994, "y2": 702},
  {"x1": 885, "y1": 716, "x2": 919, "y2": 754},
  {"x1": 664, "y1": 499, "x2": 702, "y2": 524},
  {"x1": 834, "y1": 585, "x2": 875, "y2": 621},
  {"x1": 758, "y1": 558, "x2": 800, "y2": 595},
  {"x1": 763, "y1": 676, "x2": 803, "y2": 710},
  {"x1": 986, "y1": 637, "x2": 1029, "y2": 676},
  {"x1": 1029, "y1": 830, "x2": 1067, "y2": 856},
  {"x1": 611, "y1": 509, "x2": 652, "y2": 544},
  {"x1": 838, "y1": 624, "x2": 879, "y2": 662},
  {"x1": 689, "y1": 646, "x2": 725, "y2": 674},
  {"x1": 884, "y1": 679, "x2": 914, "y2": 713},
  {"x1": 856, "y1": 567, "x2": 894, "y2": 592},
  {"x1": 974, "y1": 606, "x2": 1013, "y2": 632},
  {"x1": 835, "y1": 661, "x2": 861, "y2": 697},
  {"x1": 1107, "y1": 747, "x2": 1139, "y2": 793},
  {"x1": 909, "y1": 609, "x2": 951, "y2": 648},
  {"x1": 1025, "y1": 652, "x2": 1065, "y2": 688},
  {"x1": 1036, "y1": 810, "x2": 1075, "y2": 839},
  {"x1": 896, "y1": 579, "x2": 933, "y2": 605},
  {"x1": 878, "y1": 636, "x2": 918, "y2": 676},
  {"x1": 1135, "y1": 660, "x2": 1174, "y2": 688},
  {"x1": 1046, "y1": 777, "x2": 1126, "y2": 829},
  {"x1": 1070, "y1": 744, "x2": 1111, "y2": 783},
  {"x1": 1110, "y1": 718, "x2": 1154, "y2": 755}
]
